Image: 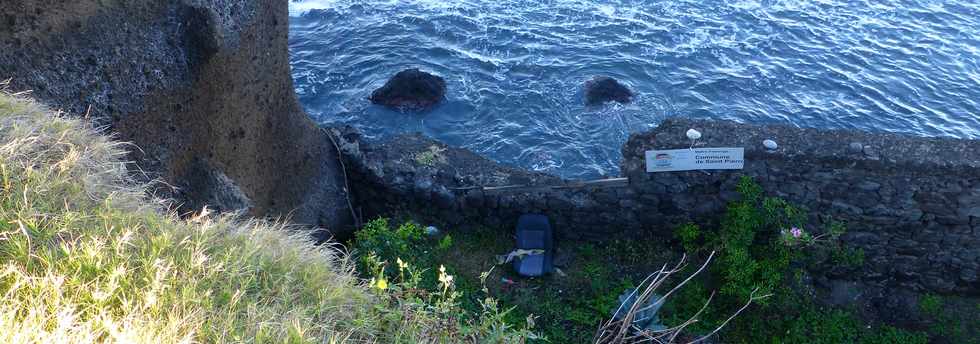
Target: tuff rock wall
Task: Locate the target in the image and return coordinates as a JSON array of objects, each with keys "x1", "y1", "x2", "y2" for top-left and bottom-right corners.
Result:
[{"x1": 0, "y1": 0, "x2": 352, "y2": 235}]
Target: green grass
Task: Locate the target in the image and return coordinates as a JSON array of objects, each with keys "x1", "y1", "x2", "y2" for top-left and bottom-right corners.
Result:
[
  {"x1": 342, "y1": 167, "x2": 977, "y2": 344},
  {"x1": 350, "y1": 219, "x2": 670, "y2": 344},
  {"x1": 0, "y1": 86, "x2": 528, "y2": 343}
]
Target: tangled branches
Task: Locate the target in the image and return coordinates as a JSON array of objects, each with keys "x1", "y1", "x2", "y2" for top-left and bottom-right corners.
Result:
[{"x1": 593, "y1": 252, "x2": 771, "y2": 344}]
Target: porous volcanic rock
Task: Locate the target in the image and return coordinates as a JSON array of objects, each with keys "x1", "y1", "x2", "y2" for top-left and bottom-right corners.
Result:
[
  {"x1": 369, "y1": 68, "x2": 447, "y2": 112},
  {"x1": 0, "y1": 0, "x2": 354, "y2": 236}
]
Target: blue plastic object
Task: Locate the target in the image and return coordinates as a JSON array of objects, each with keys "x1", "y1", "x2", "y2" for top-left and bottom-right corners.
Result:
[{"x1": 513, "y1": 214, "x2": 554, "y2": 277}]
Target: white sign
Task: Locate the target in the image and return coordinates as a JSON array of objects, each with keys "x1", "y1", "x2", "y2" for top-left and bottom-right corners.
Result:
[{"x1": 646, "y1": 148, "x2": 744, "y2": 172}]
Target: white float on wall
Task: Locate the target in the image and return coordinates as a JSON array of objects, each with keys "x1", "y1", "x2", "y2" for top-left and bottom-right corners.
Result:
[
  {"x1": 686, "y1": 128, "x2": 702, "y2": 149},
  {"x1": 686, "y1": 128, "x2": 702, "y2": 140}
]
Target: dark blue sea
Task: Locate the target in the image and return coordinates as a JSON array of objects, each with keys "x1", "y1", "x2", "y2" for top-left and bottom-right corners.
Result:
[{"x1": 288, "y1": 0, "x2": 980, "y2": 179}]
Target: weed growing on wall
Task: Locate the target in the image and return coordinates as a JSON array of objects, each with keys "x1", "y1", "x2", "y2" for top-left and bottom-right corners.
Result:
[
  {"x1": 414, "y1": 145, "x2": 447, "y2": 166},
  {"x1": 675, "y1": 223, "x2": 701, "y2": 253}
]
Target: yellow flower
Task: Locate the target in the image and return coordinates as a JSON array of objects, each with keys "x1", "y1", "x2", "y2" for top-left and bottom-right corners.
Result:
[{"x1": 375, "y1": 278, "x2": 388, "y2": 290}]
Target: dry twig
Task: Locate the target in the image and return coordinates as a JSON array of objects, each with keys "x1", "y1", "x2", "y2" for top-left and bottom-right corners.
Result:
[
  {"x1": 322, "y1": 127, "x2": 362, "y2": 228},
  {"x1": 593, "y1": 251, "x2": 771, "y2": 344}
]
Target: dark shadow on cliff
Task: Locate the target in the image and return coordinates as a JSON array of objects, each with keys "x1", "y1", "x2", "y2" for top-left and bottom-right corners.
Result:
[{"x1": 0, "y1": 0, "x2": 353, "y2": 236}]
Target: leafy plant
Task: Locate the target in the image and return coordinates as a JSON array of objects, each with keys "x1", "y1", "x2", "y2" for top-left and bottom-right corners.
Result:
[
  {"x1": 353, "y1": 218, "x2": 537, "y2": 342},
  {"x1": 665, "y1": 176, "x2": 930, "y2": 343},
  {"x1": 832, "y1": 246, "x2": 866, "y2": 268},
  {"x1": 915, "y1": 294, "x2": 979, "y2": 342},
  {"x1": 676, "y1": 223, "x2": 702, "y2": 253},
  {"x1": 353, "y1": 219, "x2": 429, "y2": 279},
  {"x1": 439, "y1": 234, "x2": 454, "y2": 251},
  {"x1": 780, "y1": 308, "x2": 927, "y2": 344},
  {"x1": 710, "y1": 177, "x2": 797, "y2": 301}
]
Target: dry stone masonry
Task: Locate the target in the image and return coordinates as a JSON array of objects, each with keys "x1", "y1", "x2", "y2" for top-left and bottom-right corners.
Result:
[{"x1": 335, "y1": 118, "x2": 980, "y2": 295}]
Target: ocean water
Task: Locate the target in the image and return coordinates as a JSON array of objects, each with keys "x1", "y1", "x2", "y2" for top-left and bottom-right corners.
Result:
[{"x1": 288, "y1": 0, "x2": 980, "y2": 179}]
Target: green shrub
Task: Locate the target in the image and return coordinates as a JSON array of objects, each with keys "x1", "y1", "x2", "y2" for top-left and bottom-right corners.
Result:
[
  {"x1": 862, "y1": 326, "x2": 929, "y2": 344},
  {"x1": 780, "y1": 308, "x2": 927, "y2": 344},
  {"x1": 568, "y1": 247, "x2": 635, "y2": 328},
  {"x1": 832, "y1": 246, "x2": 866, "y2": 268},
  {"x1": 351, "y1": 219, "x2": 462, "y2": 288},
  {"x1": 439, "y1": 234, "x2": 454, "y2": 251},
  {"x1": 676, "y1": 223, "x2": 702, "y2": 253},
  {"x1": 354, "y1": 219, "x2": 427, "y2": 264},
  {"x1": 916, "y1": 294, "x2": 979, "y2": 342},
  {"x1": 666, "y1": 176, "x2": 929, "y2": 343},
  {"x1": 351, "y1": 218, "x2": 536, "y2": 342},
  {"x1": 353, "y1": 218, "x2": 446, "y2": 290},
  {"x1": 712, "y1": 177, "x2": 798, "y2": 301}
]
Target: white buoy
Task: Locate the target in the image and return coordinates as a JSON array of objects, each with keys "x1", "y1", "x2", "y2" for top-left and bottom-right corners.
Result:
[
  {"x1": 763, "y1": 139, "x2": 778, "y2": 150},
  {"x1": 686, "y1": 129, "x2": 702, "y2": 140},
  {"x1": 686, "y1": 129, "x2": 702, "y2": 149}
]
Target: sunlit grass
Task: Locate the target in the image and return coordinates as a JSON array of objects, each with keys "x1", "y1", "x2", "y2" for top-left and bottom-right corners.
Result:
[
  {"x1": 0, "y1": 84, "x2": 385, "y2": 343},
  {"x1": 0, "y1": 85, "x2": 524, "y2": 343}
]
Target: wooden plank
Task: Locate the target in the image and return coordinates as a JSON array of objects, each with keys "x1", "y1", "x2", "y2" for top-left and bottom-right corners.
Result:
[
  {"x1": 553, "y1": 177, "x2": 629, "y2": 189},
  {"x1": 475, "y1": 177, "x2": 630, "y2": 194}
]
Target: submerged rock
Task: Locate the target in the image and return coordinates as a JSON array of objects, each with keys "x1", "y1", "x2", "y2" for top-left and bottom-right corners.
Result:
[
  {"x1": 370, "y1": 68, "x2": 447, "y2": 112},
  {"x1": 584, "y1": 76, "x2": 633, "y2": 105}
]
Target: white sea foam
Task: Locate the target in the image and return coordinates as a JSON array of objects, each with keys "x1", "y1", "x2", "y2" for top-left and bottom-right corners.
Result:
[{"x1": 288, "y1": 0, "x2": 980, "y2": 179}]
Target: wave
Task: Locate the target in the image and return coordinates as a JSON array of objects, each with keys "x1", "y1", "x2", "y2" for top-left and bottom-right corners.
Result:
[{"x1": 288, "y1": 0, "x2": 980, "y2": 179}]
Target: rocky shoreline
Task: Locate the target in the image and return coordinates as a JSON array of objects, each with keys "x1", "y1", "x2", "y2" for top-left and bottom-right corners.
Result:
[{"x1": 3, "y1": 0, "x2": 979, "y2": 335}]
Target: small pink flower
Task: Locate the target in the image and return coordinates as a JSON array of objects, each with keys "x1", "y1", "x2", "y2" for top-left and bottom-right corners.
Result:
[{"x1": 790, "y1": 227, "x2": 802, "y2": 238}]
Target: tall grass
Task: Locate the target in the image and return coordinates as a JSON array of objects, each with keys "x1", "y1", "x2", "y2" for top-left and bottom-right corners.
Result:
[{"x1": 0, "y1": 85, "x2": 525, "y2": 343}]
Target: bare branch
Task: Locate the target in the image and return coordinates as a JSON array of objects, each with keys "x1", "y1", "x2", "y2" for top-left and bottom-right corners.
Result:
[
  {"x1": 593, "y1": 251, "x2": 768, "y2": 344},
  {"x1": 687, "y1": 288, "x2": 772, "y2": 344}
]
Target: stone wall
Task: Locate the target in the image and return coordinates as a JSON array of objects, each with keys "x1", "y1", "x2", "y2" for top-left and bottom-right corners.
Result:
[{"x1": 334, "y1": 118, "x2": 980, "y2": 295}]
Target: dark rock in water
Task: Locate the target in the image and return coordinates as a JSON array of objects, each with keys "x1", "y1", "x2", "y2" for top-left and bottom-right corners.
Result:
[
  {"x1": 584, "y1": 76, "x2": 633, "y2": 105},
  {"x1": 370, "y1": 69, "x2": 447, "y2": 112}
]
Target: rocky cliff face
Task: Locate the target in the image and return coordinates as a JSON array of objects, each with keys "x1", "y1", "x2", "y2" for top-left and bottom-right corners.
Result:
[{"x1": 0, "y1": 0, "x2": 352, "y2": 235}]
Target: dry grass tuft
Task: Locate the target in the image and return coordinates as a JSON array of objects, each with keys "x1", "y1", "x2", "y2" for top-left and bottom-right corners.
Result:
[{"x1": 0, "y1": 83, "x2": 516, "y2": 343}]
